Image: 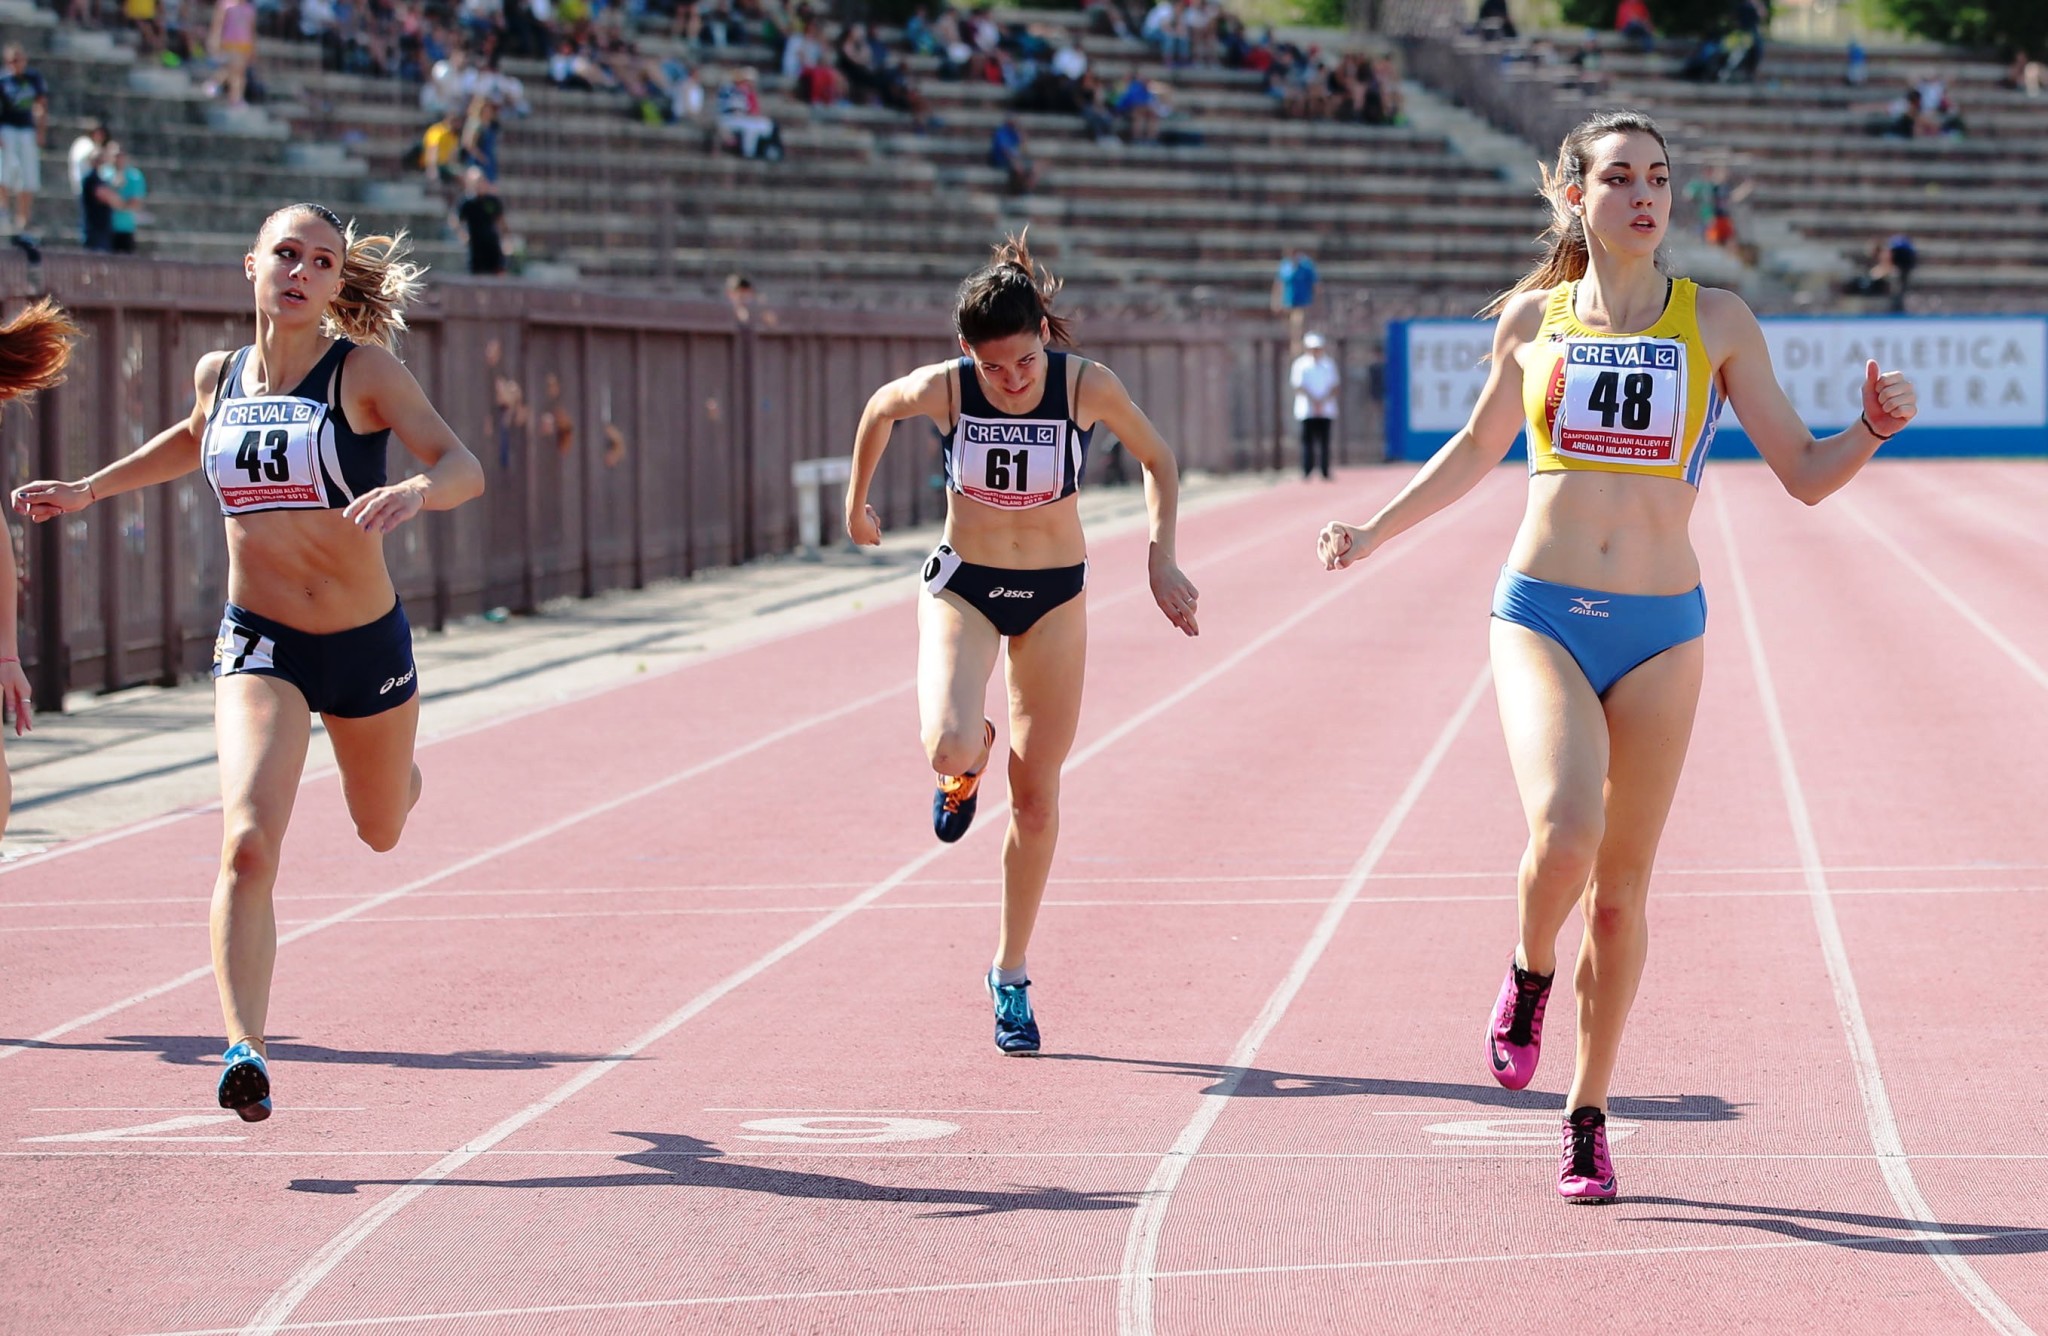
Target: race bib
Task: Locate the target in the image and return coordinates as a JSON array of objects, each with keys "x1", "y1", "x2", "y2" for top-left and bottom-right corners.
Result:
[
  {"x1": 207, "y1": 396, "x2": 331, "y2": 512},
  {"x1": 213, "y1": 616, "x2": 277, "y2": 675},
  {"x1": 1549, "y1": 338, "x2": 1686, "y2": 466},
  {"x1": 954, "y1": 414, "x2": 1064, "y2": 510}
]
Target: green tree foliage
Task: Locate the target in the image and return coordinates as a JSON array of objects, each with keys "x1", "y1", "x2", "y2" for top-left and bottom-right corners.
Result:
[
  {"x1": 1877, "y1": 0, "x2": 2048, "y2": 55},
  {"x1": 1557, "y1": 0, "x2": 1744, "y2": 40}
]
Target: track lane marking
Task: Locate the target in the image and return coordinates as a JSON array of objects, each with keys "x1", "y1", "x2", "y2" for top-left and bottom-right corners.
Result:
[
  {"x1": 1717, "y1": 487, "x2": 2036, "y2": 1336},
  {"x1": 1115, "y1": 662, "x2": 1495, "y2": 1336}
]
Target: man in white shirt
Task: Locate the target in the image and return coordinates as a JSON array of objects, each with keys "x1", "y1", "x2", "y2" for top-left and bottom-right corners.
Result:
[{"x1": 1289, "y1": 331, "x2": 1339, "y2": 480}]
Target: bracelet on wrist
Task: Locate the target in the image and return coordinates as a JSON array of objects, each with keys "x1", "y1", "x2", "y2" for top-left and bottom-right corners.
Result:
[
  {"x1": 1859, "y1": 411, "x2": 1898, "y2": 442},
  {"x1": 85, "y1": 477, "x2": 98, "y2": 501}
]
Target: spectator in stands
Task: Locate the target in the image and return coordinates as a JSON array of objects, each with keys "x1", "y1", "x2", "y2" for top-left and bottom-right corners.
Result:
[
  {"x1": 459, "y1": 0, "x2": 505, "y2": 46},
  {"x1": 725, "y1": 272, "x2": 757, "y2": 322},
  {"x1": 419, "y1": 109, "x2": 464, "y2": 202},
  {"x1": 105, "y1": 143, "x2": 145, "y2": 254},
  {"x1": 0, "y1": 47, "x2": 48, "y2": 249},
  {"x1": 1474, "y1": 0, "x2": 1517, "y2": 41},
  {"x1": 208, "y1": 0, "x2": 259, "y2": 104},
  {"x1": 124, "y1": 0, "x2": 167, "y2": 59},
  {"x1": 715, "y1": 67, "x2": 781, "y2": 158},
  {"x1": 2001, "y1": 50, "x2": 2044, "y2": 97},
  {"x1": 1116, "y1": 65, "x2": 1162, "y2": 141},
  {"x1": 79, "y1": 143, "x2": 119, "y2": 252},
  {"x1": 839, "y1": 23, "x2": 929, "y2": 125},
  {"x1": 989, "y1": 116, "x2": 1037, "y2": 194},
  {"x1": 454, "y1": 166, "x2": 508, "y2": 275},
  {"x1": 1290, "y1": 332, "x2": 1338, "y2": 482},
  {"x1": 1844, "y1": 36, "x2": 1867, "y2": 86},
  {"x1": 1685, "y1": 162, "x2": 1749, "y2": 250},
  {"x1": 422, "y1": 46, "x2": 473, "y2": 115},
  {"x1": 1142, "y1": 0, "x2": 1188, "y2": 67},
  {"x1": 1182, "y1": 0, "x2": 1219, "y2": 66},
  {"x1": 1615, "y1": 0, "x2": 1654, "y2": 52},
  {"x1": 1273, "y1": 246, "x2": 1317, "y2": 341},
  {"x1": 1848, "y1": 232, "x2": 1916, "y2": 313}
]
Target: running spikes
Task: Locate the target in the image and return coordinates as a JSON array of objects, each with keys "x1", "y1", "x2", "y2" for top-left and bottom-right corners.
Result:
[
  {"x1": 216, "y1": 1040, "x2": 272, "y2": 1123},
  {"x1": 986, "y1": 969, "x2": 1040, "y2": 1055},
  {"x1": 932, "y1": 718, "x2": 996, "y2": 844}
]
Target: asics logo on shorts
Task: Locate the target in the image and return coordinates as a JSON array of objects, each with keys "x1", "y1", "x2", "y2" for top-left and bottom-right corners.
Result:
[
  {"x1": 380, "y1": 666, "x2": 416, "y2": 695},
  {"x1": 985, "y1": 587, "x2": 1034, "y2": 599},
  {"x1": 1569, "y1": 598, "x2": 1611, "y2": 618}
]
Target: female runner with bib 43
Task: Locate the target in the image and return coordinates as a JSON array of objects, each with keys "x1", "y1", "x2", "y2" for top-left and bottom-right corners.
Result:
[
  {"x1": 845, "y1": 235, "x2": 1199, "y2": 1055},
  {"x1": 1317, "y1": 111, "x2": 1915, "y2": 1201},
  {"x1": 13, "y1": 204, "x2": 484, "y2": 1122}
]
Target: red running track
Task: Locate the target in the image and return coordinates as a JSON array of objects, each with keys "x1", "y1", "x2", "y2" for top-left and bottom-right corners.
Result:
[{"x1": 0, "y1": 461, "x2": 2044, "y2": 1335}]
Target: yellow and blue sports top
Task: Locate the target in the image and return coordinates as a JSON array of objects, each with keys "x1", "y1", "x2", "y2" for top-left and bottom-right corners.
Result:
[{"x1": 1522, "y1": 277, "x2": 1723, "y2": 488}]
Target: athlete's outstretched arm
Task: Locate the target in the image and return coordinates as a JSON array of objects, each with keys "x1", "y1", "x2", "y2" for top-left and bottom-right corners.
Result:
[
  {"x1": 1083, "y1": 363, "x2": 1198, "y2": 636},
  {"x1": 341, "y1": 344, "x2": 486, "y2": 534},
  {"x1": 10, "y1": 350, "x2": 225, "y2": 523},
  {"x1": 1704, "y1": 289, "x2": 1915, "y2": 506},
  {"x1": 1318, "y1": 292, "x2": 1540, "y2": 571},
  {"x1": 844, "y1": 363, "x2": 949, "y2": 547}
]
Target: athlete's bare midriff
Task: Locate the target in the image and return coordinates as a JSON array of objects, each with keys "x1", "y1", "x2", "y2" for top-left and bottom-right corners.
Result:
[
  {"x1": 1507, "y1": 470, "x2": 1701, "y2": 596},
  {"x1": 942, "y1": 489, "x2": 1087, "y2": 569},
  {"x1": 225, "y1": 510, "x2": 396, "y2": 632}
]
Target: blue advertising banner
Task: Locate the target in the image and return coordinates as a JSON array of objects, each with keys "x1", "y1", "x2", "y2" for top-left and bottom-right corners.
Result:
[{"x1": 1385, "y1": 313, "x2": 2048, "y2": 461}]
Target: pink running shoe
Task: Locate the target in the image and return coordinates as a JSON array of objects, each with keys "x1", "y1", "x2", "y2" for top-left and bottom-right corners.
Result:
[
  {"x1": 1558, "y1": 1106, "x2": 1617, "y2": 1203},
  {"x1": 1485, "y1": 957, "x2": 1554, "y2": 1091}
]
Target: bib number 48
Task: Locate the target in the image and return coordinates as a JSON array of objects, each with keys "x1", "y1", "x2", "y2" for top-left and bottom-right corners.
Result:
[
  {"x1": 983, "y1": 448, "x2": 1031, "y2": 493},
  {"x1": 234, "y1": 428, "x2": 292, "y2": 484},
  {"x1": 1585, "y1": 371, "x2": 1655, "y2": 432}
]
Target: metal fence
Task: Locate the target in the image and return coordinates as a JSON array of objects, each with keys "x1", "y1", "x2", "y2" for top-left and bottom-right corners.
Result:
[{"x1": 5, "y1": 254, "x2": 1387, "y2": 705}]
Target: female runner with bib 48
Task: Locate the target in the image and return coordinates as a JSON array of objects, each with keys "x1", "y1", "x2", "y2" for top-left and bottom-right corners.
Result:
[
  {"x1": 845, "y1": 234, "x2": 1199, "y2": 1056},
  {"x1": 13, "y1": 204, "x2": 484, "y2": 1122},
  {"x1": 1316, "y1": 111, "x2": 1915, "y2": 1202}
]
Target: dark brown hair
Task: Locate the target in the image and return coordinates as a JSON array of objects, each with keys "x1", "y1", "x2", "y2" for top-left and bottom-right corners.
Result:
[
  {"x1": 1482, "y1": 109, "x2": 1669, "y2": 318},
  {"x1": 258, "y1": 204, "x2": 426, "y2": 350},
  {"x1": 954, "y1": 231, "x2": 1072, "y2": 348},
  {"x1": 0, "y1": 299, "x2": 77, "y2": 404}
]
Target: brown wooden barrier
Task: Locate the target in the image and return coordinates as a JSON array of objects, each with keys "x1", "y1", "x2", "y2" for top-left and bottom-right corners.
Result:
[{"x1": 2, "y1": 254, "x2": 1386, "y2": 705}]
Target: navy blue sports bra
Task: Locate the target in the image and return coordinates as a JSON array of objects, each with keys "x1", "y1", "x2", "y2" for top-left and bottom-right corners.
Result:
[
  {"x1": 202, "y1": 339, "x2": 391, "y2": 517},
  {"x1": 943, "y1": 351, "x2": 1092, "y2": 511}
]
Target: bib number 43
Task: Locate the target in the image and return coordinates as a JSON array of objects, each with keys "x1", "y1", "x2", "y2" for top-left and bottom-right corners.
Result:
[{"x1": 234, "y1": 429, "x2": 292, "y2": 483}]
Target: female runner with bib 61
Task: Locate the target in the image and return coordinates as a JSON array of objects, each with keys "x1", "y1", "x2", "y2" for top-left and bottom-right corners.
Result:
[
  {"x1": 13, "y1": 204, "x2": 484, "y2": 1121},
  {"x1": 1316, "y1": 111, "x2": 1916, "y2": 1201},
  {"x1": 846, "y1": 235, "x2": 1199, "y2": 1056}
]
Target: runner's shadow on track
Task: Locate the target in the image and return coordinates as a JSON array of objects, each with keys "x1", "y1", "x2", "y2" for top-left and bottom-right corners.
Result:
[
  {"x1": 1045, "y1": 1054, "x2": 1741, "y2": 1122},
  {"x1": 288, "y1": 1132, "x2": 1142, "y2": 1219},
  {"x1": 1623, "y1": 1196, "x2": 2048, "y2": 1256},
  {"x1": 0, "y1": 1034, "x2": 618, "y2": 1071}
]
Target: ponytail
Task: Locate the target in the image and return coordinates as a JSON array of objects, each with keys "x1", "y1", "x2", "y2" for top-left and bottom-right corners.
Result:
[
  {"x1": 954, "y1": 229, "x2": 1073, "y2": 348},
  {"x1": 1481, "y1": 109, "x2": 1667, "y2": 318},
  {"x1": 258, "y1": 204, "x2": 427, "y2": 350},
  {"x1": 0, "y1": 299, "x2": 77, "y2": 404}
]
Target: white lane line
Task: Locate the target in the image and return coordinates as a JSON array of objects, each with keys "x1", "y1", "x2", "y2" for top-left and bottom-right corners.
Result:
[
  {"x1": 15, "y1": 861, "x2": 2042, "y2": 911},
  {"x1": 1838, "y1": 496, "x2": 2048, "y2": 694},
  {"x1": 0, "y1": 484, "x2": 1299, "y2": 881},
  {"x1": 0, "y1": 495, "x2": 1321, "y2": 1050},
  {"x1": 0, "y1": 681, "x2": 911, "y2": 1066},
  {"x1": 145, "y1": 1229, "x2": 2048, "y2": 1334},
  {"x1": 234, "y1": 500, "x2": 1477, "y2": 1336},
  {"x1": 1717, "y1": 488, "x2": 2036, "y2": 1336},
  {"x1": 22, "y1": 879, "x2": 2048, "y2": 935},
  {"x1": 701, "y1": 1108, "x2": 1039, "y2": 1114},
  {"x1": 21, "y1": 1147, "x2": 2048, "y2": 1162},
  {"x1": 1115, "y1": 662, "x2": 1494, "y2": 1336}
]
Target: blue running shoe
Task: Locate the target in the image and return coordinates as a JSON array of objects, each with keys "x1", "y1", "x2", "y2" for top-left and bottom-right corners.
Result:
[
  {"x1": 932, "y1": 718, "x2": 996, "y2": 844},
  {"x1": 987, "y1": 969, "x2": 1040, "y2": 1055},
  {"x1": 217, "y1": 1041, "x2": 272, "y2": 1123}
]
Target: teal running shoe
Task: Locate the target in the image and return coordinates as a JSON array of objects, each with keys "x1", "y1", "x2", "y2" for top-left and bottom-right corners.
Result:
[
  {"x1": 217, "y1": 1041, "x2": 272, "y2": 1122},
  {"x1": 987, "y1": 969, "x2": 1040, "y2": 1055}
]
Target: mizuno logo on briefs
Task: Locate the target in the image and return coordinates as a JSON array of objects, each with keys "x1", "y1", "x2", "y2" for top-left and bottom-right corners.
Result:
[
  {"x1": 380, "y1": 667, "x2": 416, "y2": 694},
  {"x1": 1569, "y1": 598, "x2": 1611, "y2": 618},
  {"x1": 986, "y1": 587, "x2": 1034, "y2": 599}
]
